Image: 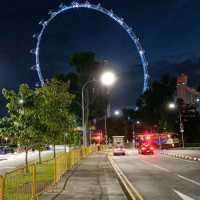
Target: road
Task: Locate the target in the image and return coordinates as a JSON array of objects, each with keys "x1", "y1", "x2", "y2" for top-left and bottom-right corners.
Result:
[
  {"x1": 0, "y1": 145, "x2": 68, "y2": 174},
  {"x1": 112, "y1": 148, "x2": 200, "y2": 200}
]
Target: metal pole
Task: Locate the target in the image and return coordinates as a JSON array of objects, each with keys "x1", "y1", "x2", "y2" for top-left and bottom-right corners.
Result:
[
  {"x1": 179, "y1": 112, "x2": 185, "y2": 148},
  {"x1": 104, "y1": 112, "x2": 107, "y2": 136},
  {"x1": 158, "y1": 133, "x2": 161, "y2": 150},
  {"x1": 82, "y1": 86, "x2": 86, "y2": 147},
  {"x1": 81, "y1": 80, "x2": 96, "y2": 147},
  {"x1": 64, "y1": 134, "x2": 66, "y2": 153},
  {"x1": 89, "y1": 130, "x2": 91, "y2": 145}
]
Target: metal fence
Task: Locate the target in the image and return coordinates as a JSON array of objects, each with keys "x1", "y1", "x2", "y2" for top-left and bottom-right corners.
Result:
[{"x1": 0, "y1": 145, "x2": 102, "y2": 200}]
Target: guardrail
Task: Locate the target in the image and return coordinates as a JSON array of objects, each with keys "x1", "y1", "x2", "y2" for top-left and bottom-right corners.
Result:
[{"x1": 0, "y1": 145, "x2": 106, "y2": 200}]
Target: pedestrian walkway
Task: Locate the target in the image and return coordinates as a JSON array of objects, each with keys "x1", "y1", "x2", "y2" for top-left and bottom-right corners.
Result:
[{"x1": 39, "y1": 152, "x2": 127, "y2": 200}]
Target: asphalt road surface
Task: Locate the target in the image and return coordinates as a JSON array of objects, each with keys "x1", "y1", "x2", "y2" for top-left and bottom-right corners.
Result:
[
  {"x1": 0, "y1": 145, "x2": 67, "y2": 174},
  {"x1": 112, "y1": 148, "x2": 200, "y2": 200}
]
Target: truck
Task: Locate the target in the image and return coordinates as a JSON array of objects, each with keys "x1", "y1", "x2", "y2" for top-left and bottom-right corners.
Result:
[
  {"x1": 112, "y1": 136, "x2": 125, "y2": 156},
  {"x1": 112, "y1": 136, "x2": 125, "y2": 145}
]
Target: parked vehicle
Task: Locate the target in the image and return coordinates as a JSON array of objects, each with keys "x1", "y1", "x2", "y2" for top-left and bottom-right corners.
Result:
[{"x1": 0, "y1": 145, "x2": 14, "y2": 154}]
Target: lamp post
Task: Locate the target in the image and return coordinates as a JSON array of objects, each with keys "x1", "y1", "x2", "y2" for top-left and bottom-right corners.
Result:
[
  {"x1": 81, "y1": 71, "x2": 116, "y2": 147},
  {"x1": 168, "y1": 102, "x2": 184, "y2": 148},
  {"x1": 100, "y1": 71, "x2": 116, "y2": 138},
  {"x1": 82, "y1": 79, "x2": 96, "y2": 147}
]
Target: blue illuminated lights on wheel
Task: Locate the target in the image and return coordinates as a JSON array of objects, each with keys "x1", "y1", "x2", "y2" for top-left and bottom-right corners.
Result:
[{"x1": 31, "y1": 1, "x2": 150, "y2": 92}]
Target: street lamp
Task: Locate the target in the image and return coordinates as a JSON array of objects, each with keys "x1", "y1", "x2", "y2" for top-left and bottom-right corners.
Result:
[
  {"x1": 100, "y1": 71, "x2": 116, "y2": 140},
  {"x1": 82, "y1": 71, "x2": 116, "y2": 146},
  {"x1": 168, "y1": 102, "x2": 176, "y2": 109},
  {"x1": 18, "y1": 99, "x2": 24, "y2": 105},
  {"x1": 168, "y1": 102, "x2": 185, "y2": 148},
  {"x1": 82, "y1": 79, "x2": 96, "y2": 147},
  {"x1": 114, "y1": 110, "x2": 120, "y2": 116},
  {"x1": 100, "y1": 71, "x2": 116, "y2": 87}
]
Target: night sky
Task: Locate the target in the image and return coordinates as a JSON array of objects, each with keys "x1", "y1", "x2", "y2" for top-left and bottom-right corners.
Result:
[{"x1": 0, "y1": 0, "x2": 200, "y2": 113}]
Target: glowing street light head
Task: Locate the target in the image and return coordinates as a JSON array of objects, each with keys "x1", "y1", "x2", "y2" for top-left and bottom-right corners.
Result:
[
  {"x1": 100, "y1": 71, "x2": 116, "y2": 87},
  {"x1": 168, "y1": 103, "x2": 176, "y2": 109},
  {"x1": 114, "y1": 110, "x2": 120, "y2": 116},
  {"x1": 18, "y1": 99, "x2": 24, "y2": 104}
]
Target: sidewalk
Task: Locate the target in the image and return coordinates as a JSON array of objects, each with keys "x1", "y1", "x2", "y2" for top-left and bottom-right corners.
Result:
[{"x1": 39, "y1": 152, "x2": 127, "y2": 200}]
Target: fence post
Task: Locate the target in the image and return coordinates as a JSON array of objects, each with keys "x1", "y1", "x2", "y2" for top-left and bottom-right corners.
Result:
[
  {"x1": 32, "y1": 164, "x2": 36, "y2": 200},
  {"x1": 65, "y1": 152, "x2": 68, "y2": 171},
  {"x1": 0, "y1": 175, "x2": 5, "y2": 200},
  {"x1": 54, "y1": 158, "x2": 57, "y2": 184}
]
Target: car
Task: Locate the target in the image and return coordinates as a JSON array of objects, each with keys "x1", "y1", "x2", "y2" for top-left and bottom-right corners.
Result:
[
  {"x1": 113, "y1": 144, "x2": 126, "y2": 156},
  {"x1": 138, "y1": 144, "x2": 155, "y2": 155},
  {"x1": 0, "y1": 145, "x2": 14, "y2": 154}
]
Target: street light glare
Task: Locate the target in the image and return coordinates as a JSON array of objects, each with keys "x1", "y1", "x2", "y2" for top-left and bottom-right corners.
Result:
[
  {"x1": 168, "y1": 103, "x2": 176, "y2": 109},
  {"x1": 19, "y1": 99, "x2": 24, "y2": 104},
  {"x1": 100, "y1": 71, "x2": 116, "y2": 87},
  {"x1": 114, "y1": 110, "x2": 120, "y2": 116}
]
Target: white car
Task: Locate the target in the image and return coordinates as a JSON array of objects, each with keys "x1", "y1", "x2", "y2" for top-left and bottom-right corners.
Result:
[{"x1": 113, "y1": 144, "x2": 126, "y2": 156}]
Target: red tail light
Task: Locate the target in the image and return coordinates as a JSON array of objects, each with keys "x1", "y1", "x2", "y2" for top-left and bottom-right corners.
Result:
[
  {"x1": 141, "y1": 147, "x2": 146, "y2": 150},
  {"x1": 150, "y1": 147, "x2": 154, "y2": 150}
]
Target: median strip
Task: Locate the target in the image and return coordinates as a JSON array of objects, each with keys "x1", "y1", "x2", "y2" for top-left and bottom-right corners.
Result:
[
  {"x1": 108, "y1": 155, "x2": 144, "y2": 200},
  {"x1": 160, "y1": 151, "x2": 200, "y2": 162}
]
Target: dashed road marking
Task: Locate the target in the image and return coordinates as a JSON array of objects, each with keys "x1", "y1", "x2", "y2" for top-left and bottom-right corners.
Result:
[
  {"x1": 174, "y1": 189, "x2": 194, "y2": 200},
  {"x1": 140, "y1": 159, "x2": 170, "y2": 172},
  {"x1": 178, "y1": 174, "x2": 200, "y2": 186},
  {"x1": 152, "y1": 164, "x2": 170, "y2": 172}
]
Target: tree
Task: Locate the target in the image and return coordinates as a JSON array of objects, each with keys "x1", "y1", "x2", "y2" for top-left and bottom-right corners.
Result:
[
  {"x1": 0, "y1": 84, "x2": 43, "y2": 170},
  {"x1": 135, "y1": 74, "x2": 177, "y2": 131},
  {"x1": 35, "y1": 79, "x2": 77, "y2": 158},
  {"x1": 56, "y1": 52, "x2": 108, "y2": 130},
  {"x1": 69, "y1": 52, "x2": 107, "y2": 120}
]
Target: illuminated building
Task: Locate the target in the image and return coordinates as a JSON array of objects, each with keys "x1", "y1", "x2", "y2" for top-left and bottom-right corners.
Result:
[{"x1": 176, "y1": 74, "x2": 198, "y2": 105}]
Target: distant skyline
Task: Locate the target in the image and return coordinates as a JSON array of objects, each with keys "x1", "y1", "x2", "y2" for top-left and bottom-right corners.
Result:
[{"x1": 0, "y1": 0, "x2": 200, "y2": 112}]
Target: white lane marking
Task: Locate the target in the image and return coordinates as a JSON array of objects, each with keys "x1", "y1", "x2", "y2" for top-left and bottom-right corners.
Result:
[
  {"x1": 178, "y1": 174, "x2": 200, "y2": 186},
  {"x1": 140, "y1": 160, "x2": 170, "y2": 172},
  {"x1": 152, "y1": 164, "x2": 170, "y2": 172},
  {"x1": 174, "y1": 189, "x2": 194, "y2": 200}
]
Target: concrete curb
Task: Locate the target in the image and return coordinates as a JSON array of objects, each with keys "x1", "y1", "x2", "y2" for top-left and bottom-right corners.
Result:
[
  {"x1": 108, "y1": 155, "x2": 144, "y2": 200},
  {"x1": 160, "y1": 151, "x2": 200, "y2": 162}
]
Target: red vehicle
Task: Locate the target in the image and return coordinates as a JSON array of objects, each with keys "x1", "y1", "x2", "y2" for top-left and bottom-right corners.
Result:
[{"x1": 138, "y1": 144, "x2": 155, "y2": 155}]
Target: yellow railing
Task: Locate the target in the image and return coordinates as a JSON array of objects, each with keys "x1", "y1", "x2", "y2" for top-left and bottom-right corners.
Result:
[{"x1": 0, "y1": 145, "x2": 104, "y2": 200}]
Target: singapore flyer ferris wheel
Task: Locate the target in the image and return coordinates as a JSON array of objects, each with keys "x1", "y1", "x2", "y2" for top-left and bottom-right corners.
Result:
[{"x1": 31, "y1": 1, "x2": 150, "y2": 92}]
